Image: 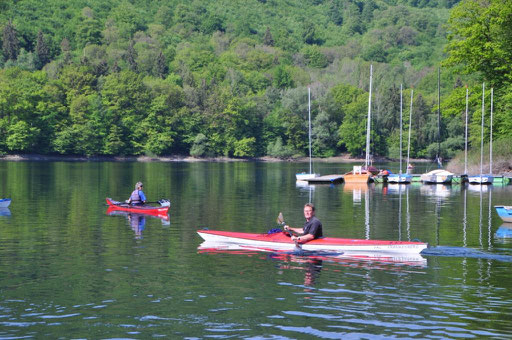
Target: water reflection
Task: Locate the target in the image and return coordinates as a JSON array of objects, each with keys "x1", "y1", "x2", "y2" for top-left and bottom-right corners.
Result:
[
  {"x1": 106, "y1": 209, "x2": 170, "y2": 238},
  {"x1": 197, "y1": 241, "x2": 428, "y2": 270},
  {"x1": 495, "y1": 223, "x2": 512, "y2": 239},
  {"x1": 342, "y1": 182, "x2": 370, "y2": 203},
  {"x1": 419, "y1": 184, "x2": 456, "y2": 198},
  {"x1": 0, "y1": 207, "x2": 11, "y2": 216}
]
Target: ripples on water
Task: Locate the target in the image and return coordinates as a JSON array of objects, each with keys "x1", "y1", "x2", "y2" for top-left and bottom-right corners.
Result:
[{"x1": 1, "y1": 161, "x2": 512, "y2": 338}]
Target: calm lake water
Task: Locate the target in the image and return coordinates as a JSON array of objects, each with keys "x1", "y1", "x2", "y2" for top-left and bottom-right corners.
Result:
[{"x1": 0, "y1": 161, "x2": 511, "y2": 339}]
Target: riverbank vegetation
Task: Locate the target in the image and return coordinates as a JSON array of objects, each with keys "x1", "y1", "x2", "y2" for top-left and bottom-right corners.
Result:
[
  {"x1": 0, "y1": 0, "x2": 511, "y2": 164},
  {"x1": 447, "y1": 137, "x2": 512, "y2": 175}
]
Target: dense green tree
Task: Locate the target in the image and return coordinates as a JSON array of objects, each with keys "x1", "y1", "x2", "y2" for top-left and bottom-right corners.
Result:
[
  {"x1": 35, "y1": 31, "x2": 50, "y2": 69},
  {"x1": 338, "y1": 91, "x2": 369, "y2": 156},
  {"x1": 75, "y1": 8, "x2": 103, "y2": 49},
  {"x1": 273, "y1": 65, "x2": 294, "y2": 89},
  {"x1": 2, "y1": 19, "x2": 19, "y2": 61},
  {"x1": 445, "y1": 0, "x2": 512, "y2": 87}
]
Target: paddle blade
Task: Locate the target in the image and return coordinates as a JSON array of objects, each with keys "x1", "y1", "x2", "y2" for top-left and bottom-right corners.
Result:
[
  {"x1": 277, "y1": 212, "x2": 284, "y2": 225},
  {"x1": 158, "y1": 199, "x2": 171, "y2": 207}
]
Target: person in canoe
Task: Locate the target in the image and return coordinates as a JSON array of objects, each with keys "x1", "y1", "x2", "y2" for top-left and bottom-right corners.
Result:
[
  {"x1": 126, "y1": 181, "x2": 146, "y2": 205},
  {"x1": 283, "y1": 203, "x2": 323, "y2": 244}
]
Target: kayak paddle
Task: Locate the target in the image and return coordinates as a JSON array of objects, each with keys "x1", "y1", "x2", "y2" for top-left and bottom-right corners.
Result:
[{"x1": 277, "y1": 212, "x2": 302, "y2": 249}]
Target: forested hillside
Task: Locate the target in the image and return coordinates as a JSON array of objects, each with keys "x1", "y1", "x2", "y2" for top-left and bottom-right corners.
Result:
[{"x1": 0, "y1": 0, "x2": 510, "y2": 159}]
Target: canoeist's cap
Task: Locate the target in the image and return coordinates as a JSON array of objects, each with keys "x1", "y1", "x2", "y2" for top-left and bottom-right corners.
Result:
[{"x1": 135, "y1": 181, "x2": 143, "y2": 189}]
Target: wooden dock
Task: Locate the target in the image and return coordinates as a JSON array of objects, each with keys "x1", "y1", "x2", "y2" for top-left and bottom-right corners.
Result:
[{"x1": 305, "y1": 174, "x2": 344, "y2": 184}]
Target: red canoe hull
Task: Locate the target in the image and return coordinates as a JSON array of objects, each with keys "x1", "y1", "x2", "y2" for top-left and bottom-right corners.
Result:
[
  {"x1": 106, "y1": 198, "x2": 169, "y2": 217},
  {"x1": 197, "y1": 230, "x2": 427, "y2": 254}
]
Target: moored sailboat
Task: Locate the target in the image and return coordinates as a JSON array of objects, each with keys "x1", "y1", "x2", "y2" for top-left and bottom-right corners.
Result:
[
  {"x1": 344, "y1": 65, "x2": 373, "y2": 184},
  {"x1": 421, "y1": 68, "x2": 453, "y2": 184},
  {"x1": 296, "y1": 87, "x2": 319, "y2": 180},
  {"x1": 388, "y1": 85, "x2": 412, "y2": 183},
  {"x1": 468, "y1": 84, "x2": 493, "y2": 185}
]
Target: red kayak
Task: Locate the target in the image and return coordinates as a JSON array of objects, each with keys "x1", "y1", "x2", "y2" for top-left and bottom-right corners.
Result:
[
  {"x1": 106, "y1": 198, "x2": 169, "y2": 217},
  {"x1": 197, "y1": 230, "x2": 427, "y2": 254}
]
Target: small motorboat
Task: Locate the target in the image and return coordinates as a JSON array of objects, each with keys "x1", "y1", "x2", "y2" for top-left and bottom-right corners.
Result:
[
  {"x1": 495, "y1": 206, "x2": 512, "y2": 223},
  {"x1": 0, "y1": 198, "x2": 11, "y2": 208},
  {"x1": 420, "y1": 169, "x2": 454, "y2": 184}
]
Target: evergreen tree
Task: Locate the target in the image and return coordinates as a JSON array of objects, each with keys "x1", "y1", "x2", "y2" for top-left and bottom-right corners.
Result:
[
  {"x1": 126, "y1": 40, "x2": 138, "y2": 72},
  {"x1": 35, "y1": 31, "x2": 50, "y2": 69},
  {"x1": 263, "y1": 27, "x2": 274, "y2": 46},
  {"x1": 2, "y1": 19, "x2": 19, "y2": 61},
  {"x1": 156, "y1": 51, "x2": 167, "y2": 79}
]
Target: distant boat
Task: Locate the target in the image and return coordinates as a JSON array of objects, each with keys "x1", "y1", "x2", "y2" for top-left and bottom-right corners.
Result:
[
  {"x1": 345, "y1": 65, "x2": 373, "y2": 184},
  {"x1": 420, "y1": 169, "x2": 454, "y2": 184},
  {"x1": 0, "y1": 198, "x2": 11, "y2": 208},
  {"x1": 388, "y1": 85, "x2": 412, "y2": 184},
  {"x1": 495, "y1": 206, "x2": 512, "y2": 223},
  {"x1": 468, "y1": 83, "x2": 493, "y2": 185},
  {"x1": 296, "y1": 87, "x2": 319, "y2": 181},
  {"x1": 421, "y1": 68, "x2": 452, "y2": 184}
]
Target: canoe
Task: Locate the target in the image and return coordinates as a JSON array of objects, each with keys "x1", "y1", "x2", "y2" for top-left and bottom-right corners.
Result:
[
  {"x1": 495, "y1": 206, "x2": 512, "y2": 223},
  {"x1": 0, "y1": 198, "x2": 11, "y2": 208},
  {"x1": 105, "y1": 198, "x2": 169, "y2": 217},
  {"x1": 197, "y1": 230, "x2": 428, "y2": 254}
]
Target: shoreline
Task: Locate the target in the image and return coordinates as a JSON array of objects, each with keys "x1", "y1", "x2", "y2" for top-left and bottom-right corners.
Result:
[
  {"x1": 1, "y1": 154, "x2": 510, "y2": 176},
  {"x1": 0, "y1": 153, "x2": 434, "y2": 163}
]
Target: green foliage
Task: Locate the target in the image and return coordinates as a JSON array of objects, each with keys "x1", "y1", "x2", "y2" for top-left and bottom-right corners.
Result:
[
  {"x1": 190, "y1": 133, "x2": 211, "y2": 157},
  {"x1": 6, "y1": 120, "x2": 40, "y2": 152},
  {"x1": 445, "y1": 0, "x2": 512, "y2": 87},
  {"x1": 266, "y1": 137, "x2": 294, "y2": 158},
  {"x1": 338, "y1": 92, "x2": 369, "y2": 156},
  {"x1": 5, "y1": 0, "x2": 512, "y2": 162},
  {"x1": 301, "y1": 45, "x2": 328, "y2": 68}
]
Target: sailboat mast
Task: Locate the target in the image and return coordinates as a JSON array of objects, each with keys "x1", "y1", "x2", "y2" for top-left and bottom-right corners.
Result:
[
  {"x1": 490, "y1": 87, "x2": 493, "y2": 175},
  {"x1": 365, "y1": 65, "x2": 373, "y2": 168},
  {"x1": 437, "y1": 67, "x2": 441, "y2": 161},
  {"x1": 480, "y1": 83, "x2": 485, "y2": 178},
  {"x1": 308, "y1": 87, "x2": 312, "y2": 174},
  {"x1": 464, "y1": 86, "x2": 469, "y2": 175},
  {"x1": 407, "y1": 88, "x2": 413, "y2": 167},
  {"x1": 399, "y1": 84, "x2": 403, "y2": 174}
]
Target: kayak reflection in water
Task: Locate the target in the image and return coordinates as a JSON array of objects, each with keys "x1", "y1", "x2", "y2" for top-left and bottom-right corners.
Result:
[
  {"x1": 284, "y1": 203, "x2": 323, "y2": 244},
  {"x1": 128, "y1": 213, "x2": 146, "y2": 239},
  {"x1": 126, "y1": 181, "x2": 146, "y2": 205}
]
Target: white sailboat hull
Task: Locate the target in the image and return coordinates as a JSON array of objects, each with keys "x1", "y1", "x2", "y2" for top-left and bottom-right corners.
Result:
[
  {"x1": 296, "y1": 173, "x2": 319, "y2": 181},
  {"x1": 468, "y1": 175, "x2": 494, "y2": 184}
]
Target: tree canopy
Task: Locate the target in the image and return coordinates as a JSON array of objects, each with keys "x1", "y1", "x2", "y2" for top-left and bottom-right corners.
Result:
[{"x1": 0, "y1": 0, "x2": 510, "y2": 159}]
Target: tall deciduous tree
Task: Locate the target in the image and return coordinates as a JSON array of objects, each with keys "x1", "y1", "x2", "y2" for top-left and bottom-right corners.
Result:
[{"x1": 445, "y1": 0, "x2": 512, "y2": 86}]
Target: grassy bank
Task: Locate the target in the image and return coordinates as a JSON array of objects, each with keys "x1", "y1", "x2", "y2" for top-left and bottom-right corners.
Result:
[{"x1": 446, "y1": 137, "x2": 512, "y2": 175}]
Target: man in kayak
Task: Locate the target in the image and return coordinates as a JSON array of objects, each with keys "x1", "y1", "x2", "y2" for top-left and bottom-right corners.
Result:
[
  {"x1": 126, "y1": 181, "x2": 146, "y2": 205},
  {"x1": 284, "y1": 203, "x2": 323, "y2": 244}
]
